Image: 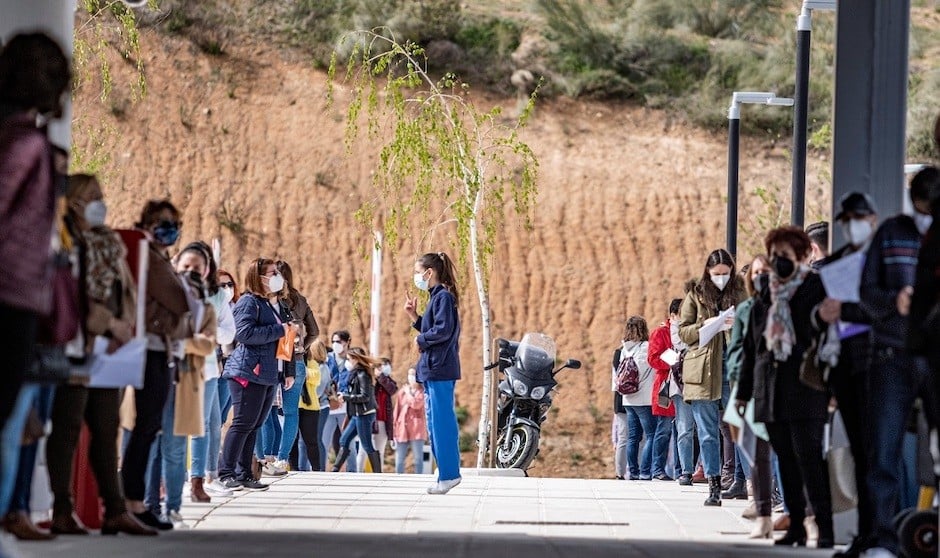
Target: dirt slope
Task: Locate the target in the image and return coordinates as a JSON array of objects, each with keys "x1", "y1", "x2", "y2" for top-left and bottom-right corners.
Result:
[{"x1": 74, "y1": 30, "x2": 829, "y2": 478}]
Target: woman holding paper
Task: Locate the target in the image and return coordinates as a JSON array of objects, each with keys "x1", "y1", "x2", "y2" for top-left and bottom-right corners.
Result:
[
  {"x1": 678, "y1": 248, "x2": 744, "y2": 507},
  {"x1": 737, "y1": 226, "x2": 834, "y2": 548},
  {"x1": 45, "y1": 174, "x2": 157, "y2": 536}
]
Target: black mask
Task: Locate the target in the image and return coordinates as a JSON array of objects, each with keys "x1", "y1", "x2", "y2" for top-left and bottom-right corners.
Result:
[
  {"x1": 772, "y1": 256, "x2": 795, "y2": 279},
  {"x1": 182, "y1": 270, "x2": 206, "y2": 300},
  {"x1": 754, "y1": 272, "x2": 770, "y2": 294}
]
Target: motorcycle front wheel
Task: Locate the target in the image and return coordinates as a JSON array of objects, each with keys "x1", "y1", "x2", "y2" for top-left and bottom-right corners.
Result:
[{"x1": 495, "y1": 424, "x2": 540, "y2": 470}]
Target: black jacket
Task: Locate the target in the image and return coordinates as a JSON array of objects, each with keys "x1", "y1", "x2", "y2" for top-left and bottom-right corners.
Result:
[
  {"x1": 907, "y1": 218, "x2": 940, "y2": 368},
  {"x1": 738, "y1": 272, "x2": 829, "y2": 423},
  {"x1": 818, "y1": 243, "x2": 873, "y2": 382},
  {"x1": 343, "y1": 368, "x2": 377, "y2": 417}
]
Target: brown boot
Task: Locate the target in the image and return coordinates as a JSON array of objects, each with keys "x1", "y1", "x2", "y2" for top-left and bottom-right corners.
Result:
[
  {"x1": 50, "y1": 513, "x2": 89, "y2": 535},
  {"x1": 100, "y1": 512, "x2": 158, "y2": 536},
  {"x1": 251, "y1": 458, "x2": 262, "y2": 481},
  {"x1": 773, "y1": 513, "x2": 790, "y2": 531},
  {"x1": 5, "y1": 511, "x2": 56, "y2": 540},
  {"x1": 691, "y1": 463, "x2": 706, "y2": 484},
  {"x1": 190, "y1": 477, "x2": 211, "y2": 503}
]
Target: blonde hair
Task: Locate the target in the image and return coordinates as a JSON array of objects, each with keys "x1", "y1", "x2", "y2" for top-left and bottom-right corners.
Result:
[{"x1": 308, "y1": 338, "x2": 327, "y2": 364}]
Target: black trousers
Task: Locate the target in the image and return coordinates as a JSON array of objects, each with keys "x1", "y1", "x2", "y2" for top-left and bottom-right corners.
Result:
[
  {"x1": 0, "y1": 303, "x2": 38, "y2": 430},
  {"x1": 766, "y1": 418, "x2": 833, "y2": 534},
  {"x1": 219, "y1": 379, "x2": 275, "y2": 481},
  {"x1": 298, "y1": 408, "x2": 322, "y2": 472},
  {"x1": 121, "y1": 350, "x2": 173, "y2": 501},
  {"x1": 827, "y1": 334, "x2": 873, "y2": 539},
  {"x1": 47, "y1": 385, "x2": 125, "y2": 518},
  {"x1": 751, "y1": 438, "x2": 773, "y2": 516}
]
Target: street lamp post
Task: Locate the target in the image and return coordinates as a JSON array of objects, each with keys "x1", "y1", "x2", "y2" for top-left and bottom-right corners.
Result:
[
  {"x1": 727, "y1": 92, "x2": 794, "y2": 259},
  {"x1": 791, "y1": 0, "x2": 837, "y2": 228}
]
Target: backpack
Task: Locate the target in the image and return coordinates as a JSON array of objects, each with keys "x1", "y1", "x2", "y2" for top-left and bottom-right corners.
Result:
[{"x1": 615, "y1": 349, "x2": 640, "y2": 395}]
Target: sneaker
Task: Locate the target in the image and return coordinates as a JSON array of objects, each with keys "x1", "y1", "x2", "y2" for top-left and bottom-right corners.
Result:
[
  {"x1": 133, "y1": 510, "x2": 173, "y2": 531},
  {"x1": 652, "y1": 473, "x2": 673, "y2": 481},
  {"x1": 240, "y1": 479, "x2": 269, "y2": 491},
  {"x1": 220, "y1": 477, "x2": 244, "y2": 491},
  {"x1": 204, "y1": 479, "x2": 235, "y2": 497},
  {"x1": 272, "y1": 459, "x2": 290, "y2": 473},
  {"x1": 262, "y1": 461, "x2": 287, "y2": 477},
  {"x1": 166, "y1": 510, "x2": 188, "y2": 529},
  {"x1": 860, "y1": 548, "x2": 896, "y2": 558},
  {"x1": 677, "y1": 474, "x2": 693, "y2": 486},
  {"x1": 427, "y1": 477, "x2": 461, "y2": 495}
]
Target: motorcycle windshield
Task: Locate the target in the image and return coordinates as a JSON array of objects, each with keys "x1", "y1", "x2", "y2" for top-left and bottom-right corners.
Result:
[{"x1": 514, "y1": 333, "x2": 556, "y2": 377}]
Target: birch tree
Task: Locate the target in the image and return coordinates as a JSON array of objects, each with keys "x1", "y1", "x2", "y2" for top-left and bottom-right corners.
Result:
[{"x1": 329, "y1": 30, "x2": 539, "y2": 467}]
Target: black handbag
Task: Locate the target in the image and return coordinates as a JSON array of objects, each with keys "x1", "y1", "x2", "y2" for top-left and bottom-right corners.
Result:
[{"x1": 24, "y1": 345, "x2": 72, "y2": 384}]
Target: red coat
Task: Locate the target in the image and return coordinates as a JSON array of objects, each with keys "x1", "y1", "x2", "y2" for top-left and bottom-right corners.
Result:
[{"x1": 647, "y1": 322, "x2": 676, "y2": 417}]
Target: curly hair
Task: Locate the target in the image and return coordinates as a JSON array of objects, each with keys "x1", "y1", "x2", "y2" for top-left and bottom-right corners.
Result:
[
  {"x1": 622, "y1": 315, "x2": 649, "y2": 342},
  {"x1": 764, "y1": 226, "x2": 812, "y2": 260}
]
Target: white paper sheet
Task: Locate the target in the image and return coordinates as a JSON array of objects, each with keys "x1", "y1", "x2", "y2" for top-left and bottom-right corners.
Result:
[
  {"x1": 820, "y1": 251, "x2": 864, "y2": 303},
  {"x1": 698, "y1": 306, "x2": 735, "y2": 346},
  {"x1": 661, "y1": 348, "x2": 680, "y2": 366}
]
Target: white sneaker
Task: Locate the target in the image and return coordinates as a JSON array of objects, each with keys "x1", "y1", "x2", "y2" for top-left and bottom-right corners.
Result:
[
  {"x1": 272, "y1": 459, "x2": 290, "y2": 473},
  {"x1": 861, "y1": 548, "x2": 896, "y2": 558},
  {"x1": 204, "y1": 478, "x2": 235, "y2": 497},
  {"x1": 427, "y1": 477, "x2": 462, "y2": 495},
  {"x1": 167, "y1": 510, "x2": 188, "y2": 529},
  {"x1": 262, "y1": 461, "x2": 287, "y2": 477}
]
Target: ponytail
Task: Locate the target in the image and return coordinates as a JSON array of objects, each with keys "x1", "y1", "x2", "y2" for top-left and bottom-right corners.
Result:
[{"x1": 419, "y1": 251, "x2": 460, "y2": 308}]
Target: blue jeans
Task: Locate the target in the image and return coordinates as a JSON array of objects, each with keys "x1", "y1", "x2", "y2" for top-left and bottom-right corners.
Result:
[
  {"x1": 321, "y1": 412, "x2": 356, "y2": 472},
  {"x1": 625, "y1": 405, "x2": 654, "y2": 479},
  {"x1": 651, "y1": 415, "x2": 672, "y2": 477},
  {"x1": 672, "y1": 395, "x2": 695, "y2": 476},
  {"x1": 5, "y1": 385, "x2": 55, "y2": 513},
  {"x1": 191, "y1": 377, "x2": 221, "y2": 478},
  {"x1": 866, "y1": 347, "x2": 932, "y2": 554},
  {"x1": 0, "y1": 384, "x2": 41, "y2": 516},
  {"x1": 160, "y1": 386, "x2": 187, "y2": 513},
  {"x1": 689, "y1": 399, "x2": 721, "y2": 477},
  {"x1": 425, "y1": 380, "x2": 461, "y2": 482},
  {"x1": 395, "y1": 440, "x2": 425, "y2": 474},
  {"x1": 254, "y1": 406, "x2": 280, "y2": 459},
  {"x1": 277, "y1": 362, "x2": 305, "y2": 461},
  {"x1": 339, "y1": 414, "x2": 375, "y2": 455}
]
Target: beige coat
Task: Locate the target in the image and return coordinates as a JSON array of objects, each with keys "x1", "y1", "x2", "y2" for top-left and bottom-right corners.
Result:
[
  {"x1": 677, "y1": 288, "x2": 743, "y2": 402},
  {"x1": 174, "y1": 303, "x2": 217, "y2": 437}
]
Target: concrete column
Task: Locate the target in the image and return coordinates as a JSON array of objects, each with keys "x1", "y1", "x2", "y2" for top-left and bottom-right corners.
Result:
[
  {"x1": 0, "y1": 0, "x2": 77, "y2": 149},
  {"x1": 830, "y1": 0, "x2": 910, "y2": 247}
]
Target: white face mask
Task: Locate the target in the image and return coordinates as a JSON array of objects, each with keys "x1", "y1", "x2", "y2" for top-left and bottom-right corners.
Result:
[
  {"x1": 914, "y1": 212, "x2": 933, "y2": 236},
  {"x1": 413, "y1": 271, "x2": 429, "y2": 291},
  {"x1": 84, "y1": 200, "x2": 107, "y2": 227},
  {"x1": 266, "y1": 273, "x2": 285, "y2": 293},
  {"x1": 221, "y1": 287, "x2": 234, "y2": 303},
  {"x1": 407, "y1": 374, "x2": 417, "y2": 384},
  {"x1": 711, "y1": 274, "x2": 731, "y2": 291},
  {"x1": 332, "y1": 342, "x2": 344, "y2": 355},
  {"x1": 344, "y1": 359, "x2": 356, "y2": 372},
  {"x1": 380, "y1": 364, "x2": 392, "y2": 376},
  {"x1": 845, "y1": 219, "x2": 874, "y2": 247}
]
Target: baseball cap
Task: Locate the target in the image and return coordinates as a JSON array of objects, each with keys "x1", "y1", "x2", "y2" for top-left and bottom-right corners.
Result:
[{"x1": 835, "y1": 192, "x2": 878, "y2": 221}]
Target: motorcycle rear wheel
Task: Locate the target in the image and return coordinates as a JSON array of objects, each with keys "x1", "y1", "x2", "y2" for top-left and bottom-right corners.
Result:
[{"x1": 495, "y1": 424, "x2": 540, "y2": 470}]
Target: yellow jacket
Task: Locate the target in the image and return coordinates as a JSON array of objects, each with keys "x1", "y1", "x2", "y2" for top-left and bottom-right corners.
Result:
[{"x1": 300, "y1": 359, "x2": 321, "y2": 411}]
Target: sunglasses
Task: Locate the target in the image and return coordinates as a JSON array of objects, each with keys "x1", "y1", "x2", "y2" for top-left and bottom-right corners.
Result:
[{"x1": 219, "y1": 281, "x2": 235, "y2": 289}]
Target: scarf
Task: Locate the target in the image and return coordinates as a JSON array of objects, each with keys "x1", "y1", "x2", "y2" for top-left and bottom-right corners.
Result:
[
  {"x1": 83, "y1": 227, "x2": 127, "y2": 302},
  {"x1": 763, "y1": 266, "x2": 810, "y2": 361}
]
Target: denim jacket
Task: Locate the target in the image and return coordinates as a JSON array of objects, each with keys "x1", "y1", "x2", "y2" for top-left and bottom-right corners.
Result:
[
  {"x1": 412, "y1": 284, "x2": 461, "y2": 382},
  {"x1": 222, "y1": 293, "x2": 285, "y2": 386}
]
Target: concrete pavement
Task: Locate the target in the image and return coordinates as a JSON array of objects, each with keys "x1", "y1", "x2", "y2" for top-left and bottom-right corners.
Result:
[{"x1": 10, "y1": 470, "x2": 836, "y2": 558}]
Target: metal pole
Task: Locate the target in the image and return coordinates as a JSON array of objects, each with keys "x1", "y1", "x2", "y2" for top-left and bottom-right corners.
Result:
[
  {"x1": 368, "y1": 231, "x2": 383, "y2": 357},
  {"x1": 727, "y1": 111, "x2": 741, "y2": 260},
  {"x1": 791, "y1": 10, "x2": 812, "y2": 227}
]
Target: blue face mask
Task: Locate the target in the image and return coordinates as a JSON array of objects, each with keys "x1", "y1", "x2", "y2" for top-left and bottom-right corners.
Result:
[
  {"x1": 153, "y1": 221, "x2": 180, "y2": 247},
  {"x1": 413, "y1": 271, "x2": 429, "y2": 291}
]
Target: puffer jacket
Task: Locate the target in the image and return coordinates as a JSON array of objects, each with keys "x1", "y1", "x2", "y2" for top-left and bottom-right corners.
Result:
[
  {"x1": 343, "y1": 367, "x2": 377, "y2": 416},
  {"x1": 222, "y1": 293, "x2": 285, "y2": 386}
]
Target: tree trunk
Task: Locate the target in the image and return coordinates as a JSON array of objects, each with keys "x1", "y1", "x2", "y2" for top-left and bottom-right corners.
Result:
[{"x1": 470, "y1": 190, "x2": 493, "y2": 468}]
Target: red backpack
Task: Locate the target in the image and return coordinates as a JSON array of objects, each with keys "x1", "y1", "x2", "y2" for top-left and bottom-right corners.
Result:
[{"x1": 615, "y1": 349, "x2": 640, "y2": 395}]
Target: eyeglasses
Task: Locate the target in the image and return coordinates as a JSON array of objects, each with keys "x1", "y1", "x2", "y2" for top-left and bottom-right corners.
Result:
[{"x1": 219, "y1": 282, "x2": 235, "y2": 288}]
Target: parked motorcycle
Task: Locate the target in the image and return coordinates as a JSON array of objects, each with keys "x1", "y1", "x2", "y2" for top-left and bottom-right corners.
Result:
[{"x1": 487, "y1": 333, "x2": 581, "y2": 470}]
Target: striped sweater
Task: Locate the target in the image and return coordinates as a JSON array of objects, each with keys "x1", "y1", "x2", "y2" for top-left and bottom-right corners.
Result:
[{"x1": 860, "y1": 215, "x2": 922, "y2": 349}]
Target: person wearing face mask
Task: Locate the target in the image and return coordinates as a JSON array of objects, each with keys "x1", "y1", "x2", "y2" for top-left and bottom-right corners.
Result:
[
  {"x1": 41, "y1": 175, "x2": 157, "y2": 537},
  {"x1": 404, "y1": 252, "x2": 463, "y2": 494},
  {"x1": 393, "y1": 367, "x2": 428, "y2": 474},
  {"x1": 323, "y1": 330, "x2": 357, "y2": 472},
  {"x1": 147, "y1": 245, "x2": 218, "y2": 527},
  {"x1": 218, "y1": 258, "x2": 296, "y2": 492},
  {"x1": 121, "y1": 199, "x2": 191, "y2": 530},
  {"x1": 857, "y1": 167, "x2": 938, "y2": 558},
  {"x1": 811, "y1": 192, "x2": 879, "y2": 558},
  {"x1": 616, "y1": 316, "x2": 657, "y2": 481},
  {"x1": 331, "y1": 348, "x2": 382, "y2": 473},
  {"x1": 678, "y1": 249, "x2": 746, "y2": 506},
  {"x1": 357, "y1": 357, "x2": 398, "y2": 472},
  {"x1": 737, "y1": 226, "x2": 834, "y2": 548},
  {"x1": 646, "y1": 302, "x2": 680, "y2": 482},
  {"x1": 185, "y1": 244, "x2": 236, "y2": 503},
  {"x1": 724, "y1": 256, "x2": 775, "y2": 538}
]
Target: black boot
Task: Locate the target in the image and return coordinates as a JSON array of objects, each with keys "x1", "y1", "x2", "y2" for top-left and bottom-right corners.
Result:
[
  {"x1": 332, "y1": 448, "x2": 350, "y2": 472},
  {"x1": 721, "y1": 478, "x2": 748, "y2": 500},
  {"x1": 367, "y1": 451, "x2": 382, "y2": 474},
  {"x1": 815, "y1": 515, "x2": 834, "y2": 549},
  {"x1": 774, "y1": 520, "x2": 808, "y2": 547},
  {"x1": 704, "y1": 476, "x2": 722, "y2": 506}
]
